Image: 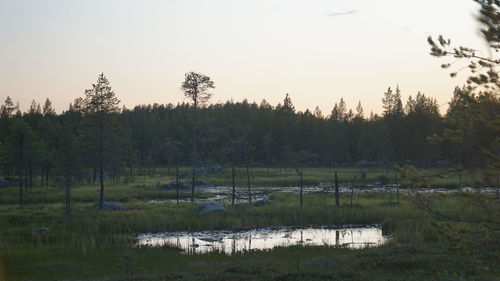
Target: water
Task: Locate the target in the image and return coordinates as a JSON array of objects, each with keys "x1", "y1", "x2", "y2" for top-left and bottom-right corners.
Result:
[
  {"x1": 148, "y1": 185, "x2": 497, "y2": 204},
  {"x1": 136, "y1": 226, "x2": 388, "y2": 254}
]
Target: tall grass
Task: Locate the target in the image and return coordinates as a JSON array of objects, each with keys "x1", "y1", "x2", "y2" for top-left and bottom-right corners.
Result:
[
  {"x1": 0, "y1": 189, "x2": 497, "y2": 280},
  {"x1": 0, "y1": 166, "x2": 475, "y2": 206}
]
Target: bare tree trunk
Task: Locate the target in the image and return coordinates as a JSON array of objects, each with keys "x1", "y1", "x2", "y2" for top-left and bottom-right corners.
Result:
[
  {"x1": 191, "y1": 131, "x2": 196, "y2": 203},
  {"x1": 65, "y1": 180, "x2": 71, "y2": 214},
  {"x1": 176, "y1": 164, "x2": 180, "y2": 204},
  {"x1": 246, "y1": 162, "x2": 251, "y2": 205},
  {"x1": 191, "y1": 105, "x2": 197, "y2": 203},
  {"x1": 299, "y1": 168, "x2": 303, "y2": 208},
  {"x1": 99, "y1": 112, "x2": 104, "y2": 209},
  {"x1": 45, "y1": 167, "x2": 49, "y2": 188},
  {"x1": 40, "y1": 167, "x2": 44, "y2": 186},
  {"x1": 19, "y1": 169, "x2": 23, "y2": 208},
  {"x1": 19, "y1": 139, "x2": 23, "y2": 208},
  {"x1": 496, "y1": 174, "x2": 499, "y2": 199},
  {"x1": 459, "y1": 172, "x2": 462, "y2": 191},
  {"x1": 24, "y1": 167, "x2": 28, "y2": 192},
  {"x1": 396, "y1": 172, "x2": 400, "y2": 204},
  {"x1": 29, "y1": 164, "x2": 33, "y2": 190},
  {"x1": 334, "y1": 171, "x2": 339, "y2": 207},
  {"x1": 232, "y1": 163, "x2": 236, "y2": 206},
  {"x1": 266, "y1": 147, "x2": 270, "y2": 176},
  {"x1": 350, "y1": 176, "x2": 357, "y2": 207}
]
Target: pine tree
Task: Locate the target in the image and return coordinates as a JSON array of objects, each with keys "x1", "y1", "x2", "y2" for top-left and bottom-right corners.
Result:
[
  {"x1": 181, "y1": 71, "x2": 215, "y2": 202},
  {"x1": 83, "y1": 73, "x2": 120, "y2": 209},
  {"x1": 42, "y1": 98, "x2": 56, "y2": 116}
]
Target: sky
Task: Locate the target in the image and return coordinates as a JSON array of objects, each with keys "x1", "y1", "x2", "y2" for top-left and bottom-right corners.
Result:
[{"x1": 0, "y1": 0, "x2": 489, "y2": 114}]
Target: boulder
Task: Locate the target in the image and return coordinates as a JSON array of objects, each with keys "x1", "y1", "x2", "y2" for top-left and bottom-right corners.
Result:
[
  {"x1": 253, "y1": 199, "x2": 271, "y2": 206},
  {"x1": 183, "y1": 163, "x2": 225, "y2": 177},
  {"x1": 192, "y1": 180, "x2": 213, "y2": 189},
  {"x1": 34, "y1": 227, "x2": 50, "y2": 233},
  {"x1": 0, "y1": 179, "x2": 15, "y2": 187},
  {"x1": 196, "y1": 202, "x2": 225, "y2": 214},
  {"x1": 92, "y1": 201, "x2": 124, "y2": 211},
  {"x1": 156, "y1": 180, "x2": 213, "y2": 190},
  {"x1": 156, "y1": 181, "x2": 189, "y2": 190}
]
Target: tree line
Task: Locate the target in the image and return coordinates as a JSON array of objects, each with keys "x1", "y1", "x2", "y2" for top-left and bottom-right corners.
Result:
[
  {"x1": 1, "y1": 0, "x2": 499, "y2": 208},
  {"x1": 0, "y1": 0, "x2": 497, "y2": 211},
  {"x1": 1, "y1": 78, "x2": 497, "y2": 188}
]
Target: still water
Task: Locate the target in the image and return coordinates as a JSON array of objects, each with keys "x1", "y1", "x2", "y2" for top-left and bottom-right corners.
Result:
[{"x1": 137, "y1": 226, "x2": 388, "y2": 255}]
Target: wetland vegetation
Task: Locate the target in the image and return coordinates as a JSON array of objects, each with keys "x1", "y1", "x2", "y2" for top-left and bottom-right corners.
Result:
[{"x1": 0, "y1": 0, "x2": 499, "y2": 280}]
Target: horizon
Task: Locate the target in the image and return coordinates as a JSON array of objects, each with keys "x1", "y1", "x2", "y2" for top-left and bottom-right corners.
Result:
[{"x1": 3, "y1": 86, "x2": 447, "y2": 117}]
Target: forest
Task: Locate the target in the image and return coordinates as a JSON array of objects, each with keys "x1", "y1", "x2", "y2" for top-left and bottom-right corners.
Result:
[
  {"x1": 1, "y1": 83, "x2": 498, "y2": 190},
  {"x1": 0, "y1": 0, "x2": 498, "y2": 280}
]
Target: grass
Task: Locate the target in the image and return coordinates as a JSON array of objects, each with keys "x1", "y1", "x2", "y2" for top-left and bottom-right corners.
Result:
[
  {"x1": 2, "y1": 242, "x2": 487, "y2": 281},
  {"x1": 168, "y1": 166, "x2": 478, "y2": 188},
  {"x1": 0, "y1": 167, "x2": 498, "y2": 281},
  {"x1": 0, "y1": 166, "x2": 481, "y2": 205}
]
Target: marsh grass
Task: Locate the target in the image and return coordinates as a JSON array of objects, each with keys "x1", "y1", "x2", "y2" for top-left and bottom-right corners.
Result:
[
  {"x1": 0, "y1": 169, "x2": 496, "y2": 281},
  {"x1": 0, "y1": 166, "x2": 476, "y2": 206}
]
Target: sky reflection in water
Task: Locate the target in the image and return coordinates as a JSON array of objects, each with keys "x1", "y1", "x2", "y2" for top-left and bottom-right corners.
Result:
[{"x1": 137, "y1": 226, "x2": 388, "y2": 255}]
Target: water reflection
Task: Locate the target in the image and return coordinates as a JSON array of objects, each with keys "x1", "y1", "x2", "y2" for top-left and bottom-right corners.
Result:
[
  {"x1": 147, "y1": 186, "x2": 497, "y2": 204},
  {"x1": 137, "y1": 226, "x2": 388, "y2": 255}
]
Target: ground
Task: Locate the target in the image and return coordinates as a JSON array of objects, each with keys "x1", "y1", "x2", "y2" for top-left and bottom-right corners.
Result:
[{"x1": 0, "y1": 167, "x2": 498, "y2": 281}]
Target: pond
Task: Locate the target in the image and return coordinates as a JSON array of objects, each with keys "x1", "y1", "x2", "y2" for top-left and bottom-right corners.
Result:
[
  {"x1": 136, "y1": 226, "x2": 388, "y2": 255},
  {"x1": 148, "y1": 185, "x2": 497, "y2": 204}
]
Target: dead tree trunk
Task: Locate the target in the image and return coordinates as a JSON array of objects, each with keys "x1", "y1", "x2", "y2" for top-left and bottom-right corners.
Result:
[
  {"x1": 231, "y1": 163, "x2": 236, "y2": 206},
  {"x1": 296, "y1": 168, "x2": 304, "y2": 208},
  {"x1": 99, "y1": 112, "x2": 105, "y2": 209},
  {"x1": 300, "y1": 169, "x2": 303, "y2": 208},
  {"x1": 18, "y1": 139, "x2": 24, "y2": 208},
  {"x1": 396, "y1": 172, "x2": 400, "y2": 204},
  {"x1": 334, "y1": 171, "x2": 339, "y2": 206},
  {"x1": 176, "y1": 164, "x2": 180, "y2": 204},
  {"x1": 65, "y1": 180, "x2": 71, "y2": 214},
  {"x1": 246, "y1": 162, "x2": 251, "y2": 205},
  {"x1": 45, "y1": 167, "x2": 49, "y2": 188},
  {"x1": 350, "y1": 176, "x2": 357, "y2": 207},
  {"x1": 191, "y1": 124, "x2": 196, "y2": 203},
  {"x1": 19, "y1": 170, "x2": 23, "y2": 208},
  {"x1": 29, "y1": 164, "x2": 33, "y2": 190},
  {"x1": 24, "y1": 168, "x2": 28, "y2": 192}
]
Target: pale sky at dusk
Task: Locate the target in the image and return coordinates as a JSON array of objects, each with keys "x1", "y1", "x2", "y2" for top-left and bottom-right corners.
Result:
[{"x1": 0, "y1": 0, "x2": 489, "y2": 114}]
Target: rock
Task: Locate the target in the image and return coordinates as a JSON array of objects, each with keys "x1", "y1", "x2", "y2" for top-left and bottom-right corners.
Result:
[
  {"x1": 156, "y1": 180, "x2": 213, "y2": 190},
  {"x1": 156, "y1": 181, "x2": 188, "y2": 190},
  {"x1": 192, "y1": 180, "x2": 213, "y2": 189},
  {"x1": 355, "y1": 160, "x2": 379, "y2": 167},
  {"x1": 196, "y1": 202, "x2": 225, "y2": 214},
  {"x1": 253, "y1": 199, "x2": 271, "y2": 206},
  {"x1": 183, "y1": 164, "x2": 225, "y2": 177},
  {"x1": 0, "y1": 178, "x2": 15, "y2": 187},
  {"x1": 34, "y1": 227, "x2": 50, "y2": 233},
  {"x1": 92, "y1": 201, "x2": 124, "y2": 211}
]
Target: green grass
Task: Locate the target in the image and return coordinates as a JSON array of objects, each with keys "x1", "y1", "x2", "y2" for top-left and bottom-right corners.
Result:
[
  {"x1": 0, "y1": 166, "x2": 479, "y2": 205},
  {"x1": 0, "y1": 168, "x2": 497, "y2": 281},
  {"x1": 2, "y1": 242, "x2": 488, "y2": 281},
  {"x1": 166, "y1": 166, "x2": 477, "y2": 188}
]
